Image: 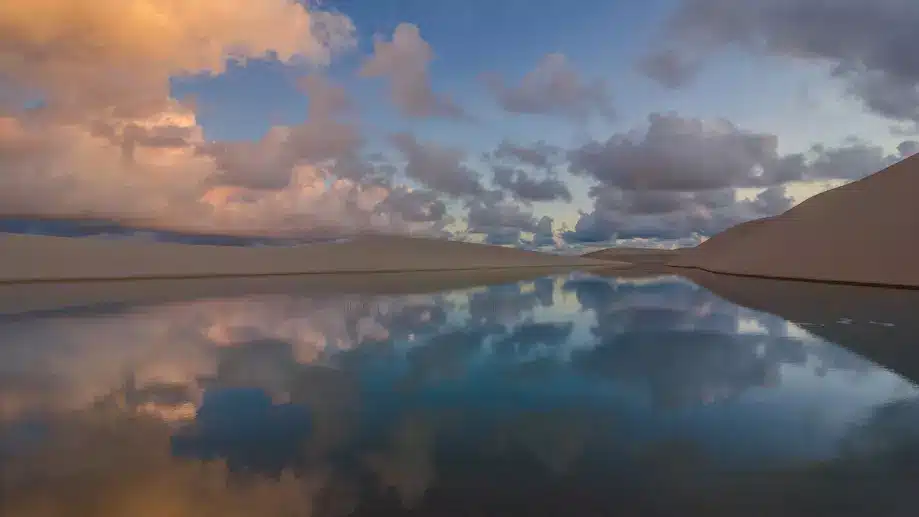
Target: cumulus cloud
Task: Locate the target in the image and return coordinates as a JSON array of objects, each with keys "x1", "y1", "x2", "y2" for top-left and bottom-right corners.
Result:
[
  {"x1": 569, "y1": 112, "x2": 917, "y2": 191},
  {"x1": 466, "y1": 200, "x2": 550, "y2": 245},
  {"x1": 492, "y1": 166, "x2": 572, "y2": 204},
  {"x1": 805, "y1": 139, "x2": 904, "y2": 181},
  {"x1": 645, "y1": 0, "x2": 919, "y2": 124},
  {"x1": 377, "y1": 188, "x2": 448, "y2": 223},
  {"x1": 568, "y1": 112, "x2": 803, "y2": 191},
  {"x1": 636, "y1": 49, "x2": 701, "y2": 89},
  {"x1": 562, "y1": 111, "x2": 919, "y2": 244},
  {"x1": 390, "y1": 133, "x2": 486, "y2": 198},
  {"x1": 467, "y1": 201, "x2": 539, "y2": 234},
  {"x1": 484, "y1": 53, "x2": 614, "y2": 122},
  {"x1": 486, "y1": 140, "x2": 571, "y2": 203},
  {"x1": 299, "y1": 74, "x2": 353, "y2": 120},
  {"x1": 200, "y1": 76, "x2": 362, "y2": 191},
  {"x1": 0, "y1": 0, "x2": 356, "y2": 122},
  {"x1": 0, "y1": 1, "x2": 460, "y2": 239},
  {"x1": 530, "y1": 216, "x2": 559, "y2": 247},
  {"x1": 491, "y1": 140, "x2": 565, "y2": 170},
  {"x1": 898, "y1": 140, "x2": 919, "y2": 158},
  {"x1": 564, "y1": 185, "x2": 793, "y2": 243},
  {"x1": 359, "y1": 23, "x2": 464, "y2": 119}
]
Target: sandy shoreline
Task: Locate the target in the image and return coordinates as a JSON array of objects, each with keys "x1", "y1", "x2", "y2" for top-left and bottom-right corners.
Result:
[
  {"x1": 0, "y1": 232, "x2": 616, "y2": 284},
  {"x1": 0, "y1": 267, "x2": 590, "y2": 316},
  {"x1": 0, "y1": 233, "x2": 621, "y2": 315}
]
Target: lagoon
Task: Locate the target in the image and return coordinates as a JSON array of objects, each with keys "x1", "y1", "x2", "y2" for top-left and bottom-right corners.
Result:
[{"x1": 2, "y1": 272, "x2": 918, "y2": 516}]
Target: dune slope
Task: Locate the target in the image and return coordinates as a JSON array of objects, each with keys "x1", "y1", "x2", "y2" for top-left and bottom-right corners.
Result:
[
  {"x1": 0, "y1": 233, "x2": 613, "y2": 283},
  {"x1": 671, "y1": 154, "x2": 919, "y2": 287}
]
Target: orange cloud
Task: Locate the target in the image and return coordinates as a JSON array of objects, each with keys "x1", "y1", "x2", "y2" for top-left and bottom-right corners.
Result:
[
  {"x1": 0, "y1": 0, "x2": 356, "y2": 120},
  {"x1": 0, "y1": 1, "x2": 456, "y2": 238}
]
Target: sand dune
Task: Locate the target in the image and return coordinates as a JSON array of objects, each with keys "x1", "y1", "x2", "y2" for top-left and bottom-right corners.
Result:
[
  {"x1": 583, "y1": 248, "x2": 681, "y2": 265},
  {"x1": 670, "y1": 154, "x2": 919, "y2": 288},
  {"x1": 0, "y1": 232, "x2": 614, "y2": 284}
]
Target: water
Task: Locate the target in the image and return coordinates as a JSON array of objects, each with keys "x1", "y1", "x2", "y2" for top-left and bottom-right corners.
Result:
[{"x1": 2, "y1": 272, "x2": 919, "y2": 516}]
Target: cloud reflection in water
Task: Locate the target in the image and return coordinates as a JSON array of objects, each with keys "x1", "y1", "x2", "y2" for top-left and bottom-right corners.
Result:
[{"x1": 0, "y1": 273, "x2": 917, "y2": 516}]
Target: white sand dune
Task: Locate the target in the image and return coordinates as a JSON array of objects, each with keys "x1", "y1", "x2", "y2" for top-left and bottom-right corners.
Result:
[
  {"x1": 0, "y1": 232, "x2": 614, "y2": 284},
  {"x1": 670, "y1": 154, "x2": 919, "y2": 288}
]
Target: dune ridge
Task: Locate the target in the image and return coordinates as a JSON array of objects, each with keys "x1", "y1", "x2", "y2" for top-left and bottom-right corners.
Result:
[
  {"x1": 668, "y1": 154, "x2": 919, "y2": 288},
  {"x1": 0, "y1": 232, "x2": 613, "y2": 284}
]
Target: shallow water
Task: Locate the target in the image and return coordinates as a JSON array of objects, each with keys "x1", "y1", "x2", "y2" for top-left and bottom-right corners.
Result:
[{"x1": 2, "y1": 272, "x2": 919, "y2": 516}]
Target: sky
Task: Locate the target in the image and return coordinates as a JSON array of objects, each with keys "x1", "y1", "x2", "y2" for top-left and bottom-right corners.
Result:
[{"x1": 1, "y1": 0, "x2": 918, "y2": 250}]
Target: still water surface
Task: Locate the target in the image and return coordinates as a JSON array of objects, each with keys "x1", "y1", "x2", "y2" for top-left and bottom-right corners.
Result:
[{"x1": 2, "y1": 273, "x2": 918, "y2": 516}]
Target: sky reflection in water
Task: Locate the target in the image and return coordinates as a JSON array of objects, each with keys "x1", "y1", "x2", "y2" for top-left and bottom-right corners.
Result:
[{"x1": 1, "y1": 273, "x2": 918, "y2": 516}]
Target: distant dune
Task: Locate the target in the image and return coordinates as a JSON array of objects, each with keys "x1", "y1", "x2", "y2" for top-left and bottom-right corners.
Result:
[
  {"x1": 670, "y1": 154, "x2": 919, "y2": 288},
  {"x1": 583, "y1": 248, "x2": 681, "y2": 265},
  {"x1": 0, "y1": 233, "x2": 615, "y2": 284}
]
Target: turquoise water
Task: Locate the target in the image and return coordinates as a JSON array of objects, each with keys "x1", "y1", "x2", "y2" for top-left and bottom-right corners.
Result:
[{"x1": 2, "y1": 273, "x2": 918, "y2": 516}]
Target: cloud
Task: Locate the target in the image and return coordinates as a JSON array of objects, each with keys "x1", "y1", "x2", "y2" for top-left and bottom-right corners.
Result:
[
  {"x1": 466, "y1": 200, "x2": 551, "y2": 246},
  {"x1": 491, "y1": 140, "x2": 564, "y2": 170},
  {"x1": 805, "y1": 139, "x2": 903, "y2": 181},
  {"x1": 563, "y1": 185, "x2": 794, "y2": 243},
  {"x1": 898, "y1": 140, "x2": 919, "y2": 157},
  {"x1": 359, "y1": 23, "x2": 464, "y2": 119},
  {"x1": 0, "y1": 0, "x2": 356, "y2": 122},
  {"x1": 636, "y1": 49, "x2": 700, "y2": 89},
  {"x1": 492, "y1": 165, "x2": 572, "y2": 204},
  {"x1": 568, "y1": 112, "x2": 804, "y2": 191},
  {"x1": 467, "y1": 201, "x2": 540, "y2": 234},
  {"x1": 646, "y1": 0, "x2": 919, "y2": 124},
  {"x1": 299, "y1": 74, "x2": 353, "y2": 120},
  {"x1": 0, "y1": 104, "x2": 449, "y2": 238},
  {"x1": 0, "y1": 2, "x2": 458, "y2": 239},
  {"x1": 390, "y1": 133, "x2": 486, "y2": 198},
  {"x1": 377, "y1": 188, "x2": 448, "y2": 223},
  {"x1": 201, "y1": 122, "x2": 361, "y2": 191},
  {"x1": 484, "y1": 53, "x2": 614, "y2": 122},
  {"x1": 486, "y1": 140, "x2": 571, "y2": 203},
  {"x1": 0, "y1": 104, "x2": 216, "y2": 220},
  {"x1": 563, "y1": 113, "x2": 919, "y2": 244},
  {"x1": 530, "y1": 216, "x2": 559, "y2": 247},
  {"x1": 197, "y1": 75, "x2": 362, "y2": 191},
  {"x1": 568, "y1": 110, "x2": 916, "y2": 190}
]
